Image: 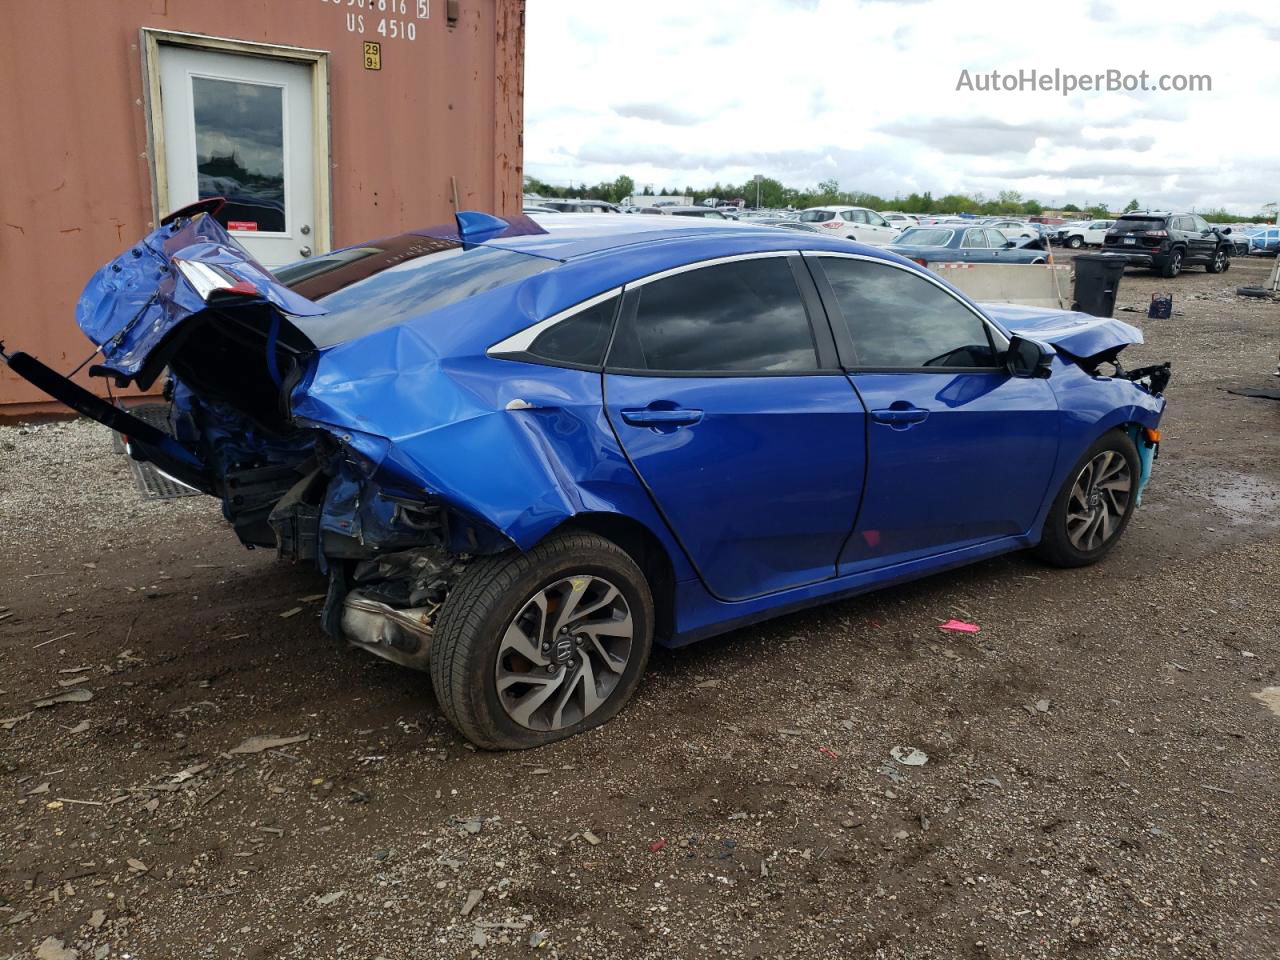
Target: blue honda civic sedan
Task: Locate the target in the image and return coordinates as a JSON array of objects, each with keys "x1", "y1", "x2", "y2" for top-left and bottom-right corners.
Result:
[{"x1": 2, "y1": 204, "x2": 1170, "y2": 749}]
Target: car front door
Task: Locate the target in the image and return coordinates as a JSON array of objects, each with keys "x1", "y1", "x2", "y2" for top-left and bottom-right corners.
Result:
[
  {"x1": 1189, "y1": 215, "x2": 1217, "y2": 263},
  {"x1": 864, "y1": 210, "x2": 898, "y2": 244},
  {"x1": 602, "y1": 253, "x2": 868, "y2": 601},
  {"x1": 809, "y1": 253, "x2": 1061, "y2": 574}
]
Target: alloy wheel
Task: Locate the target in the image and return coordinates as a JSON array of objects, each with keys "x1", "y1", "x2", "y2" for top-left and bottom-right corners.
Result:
[
  {"x1": 494, "y1": 575, "x2": 634, "y2": 731},
  {"x1": 1065, "y1": 450, "x2": 1132, "y2": 551}
]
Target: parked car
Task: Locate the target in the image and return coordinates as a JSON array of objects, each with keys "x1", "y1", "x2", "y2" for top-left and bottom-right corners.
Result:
[
  {"x1": 1101, "y1": 212, "x2": 1233, "y2": 276},
  {"x1": 797, "y1": 206, "x2": 901, "y2": 245},
  {"x1": 1, "y1": 203, "x2": 1170, "y2": 749},
  {"x1": 879, "y1": 211, "x2": 920, "y2": 229},
  {"x1": 1053, "y1": 220, "x2": 1115, "y2": 248},
  {"x1": 1243, "y1": 226, "x2": 1280, "y2": 256},
  {"x1": 661, "y1": 206, "x2": 729, "y2": 219},
  {"x1": 986, "y1": 219, "x2": 1043, "y2": 242},
  {"x1": 536, "y1": 199, "x2": 620, "y2": 214},
  {"x1": 886, "y1": 225, "x2": 1050, "y2": 266},
  {"x1": 523, "y1": 203, "x2": 560, "y2": 215}
]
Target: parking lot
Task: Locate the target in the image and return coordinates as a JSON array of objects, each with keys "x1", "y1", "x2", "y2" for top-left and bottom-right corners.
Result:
[{"x1": 1, "y1": 252, "x2": 1278, "y2": 959}]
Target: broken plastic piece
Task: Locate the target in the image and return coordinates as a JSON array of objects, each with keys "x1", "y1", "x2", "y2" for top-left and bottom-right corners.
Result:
[{"x1": 938, "y1": 619, "x2": 980, "y2": 634}]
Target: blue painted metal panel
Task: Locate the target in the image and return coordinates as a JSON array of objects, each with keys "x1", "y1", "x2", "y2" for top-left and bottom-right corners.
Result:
[{"x1": 603, "y1": 374, "x2": 867, "y2": 600}]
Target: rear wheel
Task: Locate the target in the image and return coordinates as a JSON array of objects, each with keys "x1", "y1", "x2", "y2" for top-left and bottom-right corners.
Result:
[
  {"x1": 1034, "y1": 430, "x2": 1140, "y2": 568},
  {"x1": 429, "y1": 532, "x2": 653, "y2": 750},
  {"x1": 1159, "y1": 249, "x2": 1183, "y2": 277}
]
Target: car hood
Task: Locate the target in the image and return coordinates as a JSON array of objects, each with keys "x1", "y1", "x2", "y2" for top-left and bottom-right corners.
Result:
[{"x1": 982, "y1": 303, "x2": 1143, "y2": 361}]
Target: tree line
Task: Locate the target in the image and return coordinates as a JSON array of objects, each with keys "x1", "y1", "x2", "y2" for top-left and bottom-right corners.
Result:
[{"x1": 523, "y1": 175, "x2": 1274, "y2": 222}]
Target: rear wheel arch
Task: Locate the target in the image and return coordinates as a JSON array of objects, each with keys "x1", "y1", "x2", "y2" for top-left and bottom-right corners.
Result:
[{"x1": 553, "y1": 512, "x2": 677, "y2": 643}]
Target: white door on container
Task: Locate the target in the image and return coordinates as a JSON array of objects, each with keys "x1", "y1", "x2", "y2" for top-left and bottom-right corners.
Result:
[{"x1": 159, "y1": 47, "x2": 314, "y2": 268}]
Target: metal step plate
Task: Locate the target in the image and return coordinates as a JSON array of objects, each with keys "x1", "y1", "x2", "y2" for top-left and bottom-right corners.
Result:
[{"x1": 110, "y1": 402, "x2": 201, "y2": 500}]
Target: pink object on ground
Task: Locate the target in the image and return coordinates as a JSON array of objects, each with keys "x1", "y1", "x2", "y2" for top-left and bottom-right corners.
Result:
[{"x1": 938, "y1": 619, "x2": 980, "y2": 634}]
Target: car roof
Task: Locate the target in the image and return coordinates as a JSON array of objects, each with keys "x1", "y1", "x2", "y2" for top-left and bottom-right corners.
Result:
[
  {"x1": 487, "y1": 212, "x2": 872, "y2": 261},
  {"x1": 800, "y1": 205, "x2": 869, "y2": 212}
]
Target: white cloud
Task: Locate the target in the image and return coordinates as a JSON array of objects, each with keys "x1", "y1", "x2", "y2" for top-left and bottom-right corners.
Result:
[{"x1": 525, "y1": 0, "x2": 1280, "y2": 212}]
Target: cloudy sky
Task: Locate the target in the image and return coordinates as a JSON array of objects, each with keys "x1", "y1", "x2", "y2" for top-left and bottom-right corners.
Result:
[{"x1": 525, "y1": 0, "x2": 1280, "y2": 213}]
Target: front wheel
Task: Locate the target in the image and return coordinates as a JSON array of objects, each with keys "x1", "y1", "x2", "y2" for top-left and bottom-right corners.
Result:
[
  {"x1": 1068, "y1": 235, "x2": 1084, "y2": 249},
  {"x1": 429, "y1": 532, "x2": 654, "y2": 749},
  {"x1": 1034, "y1": 430, "x2": 1140, "y2": 568},
  {"x1": 1207, "y1": 247, "x2": 1229, "y2": 273}
]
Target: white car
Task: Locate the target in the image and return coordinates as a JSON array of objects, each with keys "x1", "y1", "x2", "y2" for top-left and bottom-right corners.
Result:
[
  {"x1": 879, "y1": 211, "x2": 919, "y2": 229},
  {"x1": 1055, "y1": 220, "x2": 1116, "y2": 248},
  {"x1": 796, "y1": 206, "x2": 901, "y2": 245},
  {"x1": 985, "y1": 219, "x2": 1041, "y2": 242}
]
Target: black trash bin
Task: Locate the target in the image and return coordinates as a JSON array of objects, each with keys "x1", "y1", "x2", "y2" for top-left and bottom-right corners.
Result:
[{"x1": 1072, "y1": 254, "x2": 1127, "y2": 317}]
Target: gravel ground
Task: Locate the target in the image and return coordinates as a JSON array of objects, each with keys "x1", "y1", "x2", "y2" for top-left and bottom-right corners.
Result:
[{"x1": 1, "y1": 252, "x2": 1279, "y2": 960}]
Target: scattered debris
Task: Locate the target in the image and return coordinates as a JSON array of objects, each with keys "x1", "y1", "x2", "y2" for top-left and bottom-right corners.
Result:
[
  {"x1": 317, "y1": 891, "x2": 346, "y2": 906},
  {"x1": 64, "y1": 720, "x2": 91, "y2": 734},
  {"x1": 649, "y1": 838, "x2": 667, "y2": 852},
  {"x1": 695, "y1": 678, "x2": 722, "y2": 689},
  {"x1": 889, "y1": 746, "x2": 929, "y2": 766},
  {"x1": 88, "y1": 909, "x2": 106, "y2": 929},
  {"x1": 127, "y1": 858, "x2": 149, "y2": 873},
  {"x1": 529, "y1": 931, "x2": 550, "y2": 948},
  {"x1": 461, "y1": 889, "x2": 484, "y2": 916},
  {"x1": 33, "y1": 688, "x2": 93, "y2": 708},
  {"x1": 582, "y1": 829, "x2": 602, "y2": 846},
  {"x1": 228, "y1": 734, "x2": 309, "y2": 755},
  {"x1": 34, "y1": 936, "x2": 77, "y2": 960},
  {"x1": 1, "y1": 712, "x2": 32, "y2": 730},
  {"x1": 938, "y1": 619, "x2": 980, "y2": 634},
  {"x1": 279, "y1": 607, "x2": 303, "y2": 619}
]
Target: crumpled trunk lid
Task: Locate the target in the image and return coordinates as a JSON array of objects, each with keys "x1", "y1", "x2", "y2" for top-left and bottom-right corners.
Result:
[{"x1": 77, "y1": 200, "x2": 322, "y2": 388}]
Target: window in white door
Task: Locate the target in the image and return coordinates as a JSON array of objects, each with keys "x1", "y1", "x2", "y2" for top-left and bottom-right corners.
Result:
[{"x1": 192, "y1": 77, "x2": 287, "y2": 233}]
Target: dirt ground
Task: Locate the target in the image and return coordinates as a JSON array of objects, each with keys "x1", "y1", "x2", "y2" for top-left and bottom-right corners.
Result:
[{"x1": 2, "y1": 252, "x2": 1279, "y2": 960}]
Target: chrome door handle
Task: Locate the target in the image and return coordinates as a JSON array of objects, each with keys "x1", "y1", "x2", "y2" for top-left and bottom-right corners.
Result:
[{"x1": 299, "y1": 246, "x2": 312, "y2": 257}]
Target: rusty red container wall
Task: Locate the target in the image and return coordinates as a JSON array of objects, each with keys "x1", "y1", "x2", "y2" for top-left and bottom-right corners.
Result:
[{"x1": 0, "y1": 0, "x2": 525, "y2": 412}]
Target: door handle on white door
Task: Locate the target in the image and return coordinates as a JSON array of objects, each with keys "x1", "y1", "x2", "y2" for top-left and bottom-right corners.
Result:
[{"x1": 299, "y1": 246, "x2": 312, "y2": 257}]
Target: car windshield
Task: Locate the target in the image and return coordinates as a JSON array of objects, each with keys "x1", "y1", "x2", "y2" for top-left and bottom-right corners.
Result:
[
  {"x1": 1112, "y1": 217, "x2": 1166, "y2": 233},
  {"x1": 894, "y1": 228, "x2": 955, "y2": 246},
  {"x1": 799, "y1": 210, "x2": 834, "y2": 222},
  {"x1": 280, "y1": 232, "x2": 554, "y2": 347}
]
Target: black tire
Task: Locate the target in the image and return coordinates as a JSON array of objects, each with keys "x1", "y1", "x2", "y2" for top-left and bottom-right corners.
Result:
[
  {"x1": 1068, "y1": 235, "x2": 1084, "y2": 249},
  {"x1": 1237, "y1": 286, "x2": 1274, "y2": 299},
  {"x1": 1207, "y1": 246, "x2": 1229, "y2": 274},
  {"x1": 1159, "y1": 249, "x2": 1183, "y2": 278},
  {"x1": 429, "y1": 532, "x2": 654, "y2": 750},
  {"x1": 1034, "y1": 429, "x2": 1140, "y2": 568}
]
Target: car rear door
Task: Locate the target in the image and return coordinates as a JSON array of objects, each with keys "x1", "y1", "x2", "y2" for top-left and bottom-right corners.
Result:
[
  {"x1": 602, "y1": 253, "x2": 868, "y2": 601},
  {"x1": 808, "y1": 253, "x2": 1060, "y2": 574}
]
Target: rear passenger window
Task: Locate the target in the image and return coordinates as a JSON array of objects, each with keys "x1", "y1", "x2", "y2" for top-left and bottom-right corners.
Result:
[
  {"x1": 607, "y1": 258, "x2": 819, "y2": 374},
  {"x1": 819, "y1": 257, "x2": 998, "y2": 369},
  {"x1": 524, "y1": 295, "x2": 619, "y2": 368}
]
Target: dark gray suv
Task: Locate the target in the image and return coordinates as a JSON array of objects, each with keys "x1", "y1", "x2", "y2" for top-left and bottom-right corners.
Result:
[{"x1": 1102, "y1": 212, "x2": 1233, "y2": 277}]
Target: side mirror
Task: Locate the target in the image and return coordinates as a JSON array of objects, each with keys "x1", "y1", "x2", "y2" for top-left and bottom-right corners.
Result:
[
  {"x1": 1221, "y1": 226, "x2": 1232, "y2": 235},
  {"x1": 1005, "y1": 239, "x2": 1017, "y2": 248},
  {"x1": 1005, "y1": 335, "x2": 1053, "y2": 379}
]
